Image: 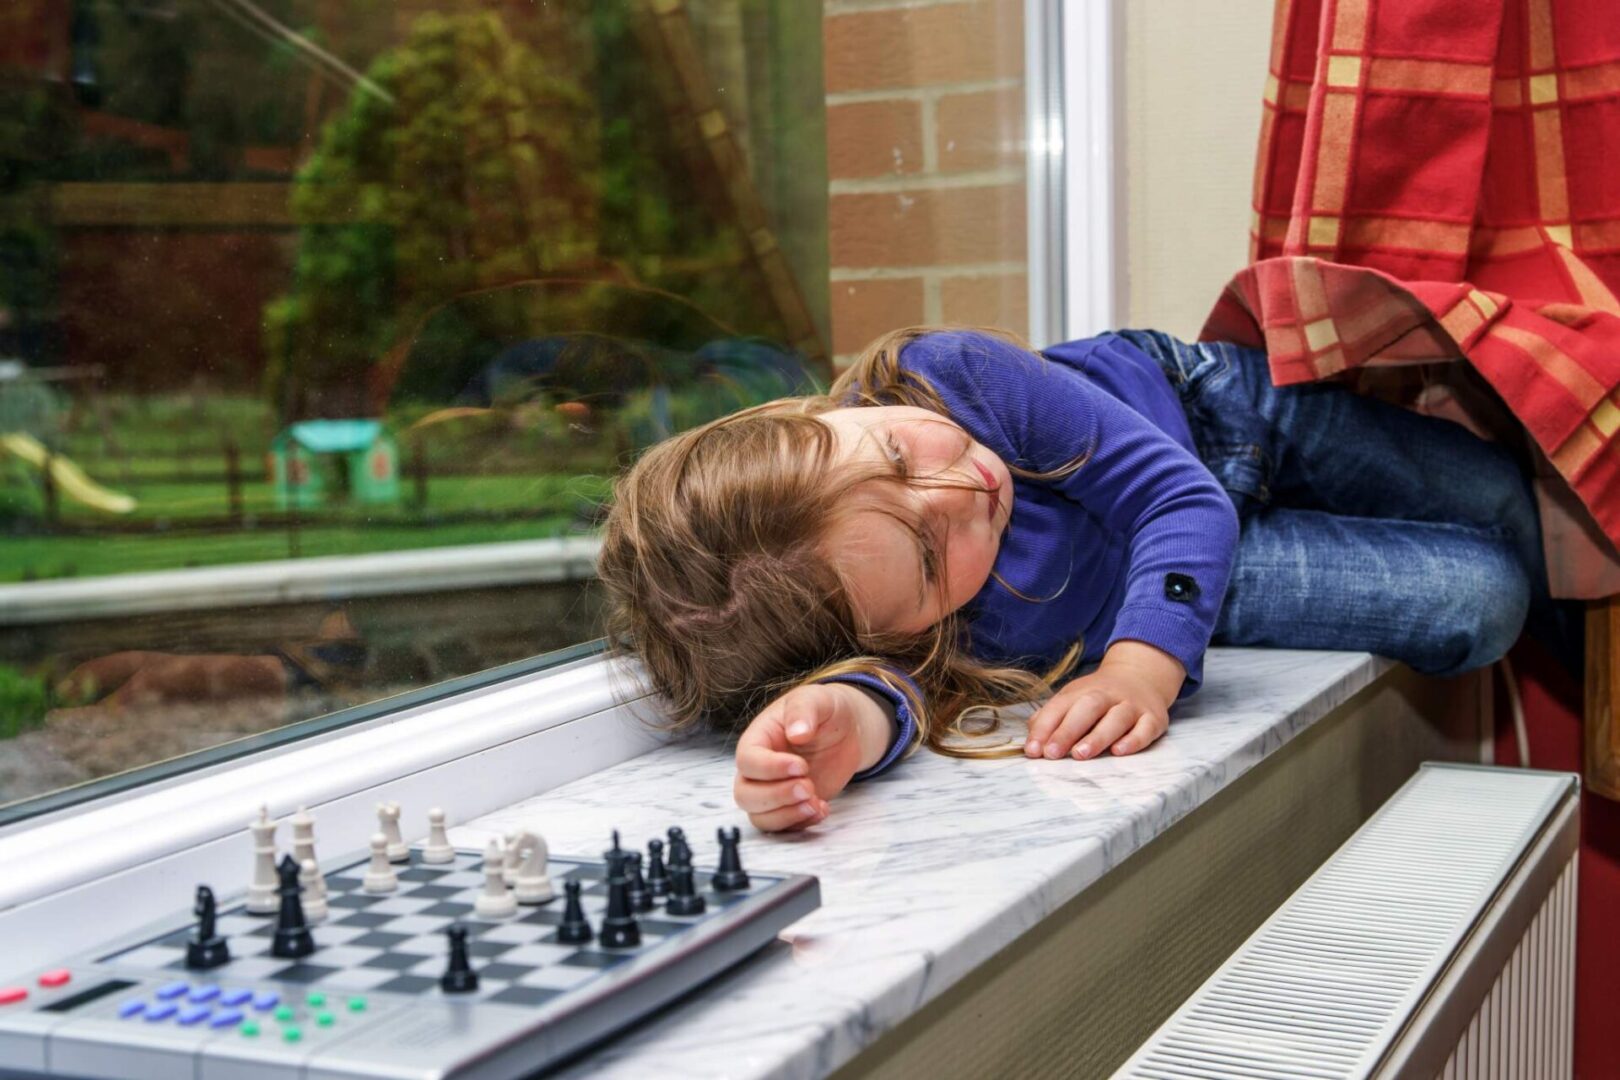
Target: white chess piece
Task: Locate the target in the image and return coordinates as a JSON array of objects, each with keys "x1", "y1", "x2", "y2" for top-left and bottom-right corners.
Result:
[
  {"x1": 299, "y1": 858, "x2": 328, "y2": 922},
  {"x1": 504, "y1": 831, "x2": 522, "y2": 878},
  {"x1": 291, "y1": 806, "x2": 319, "y2": 878},
  {"x1": 511, "y1": 831, "x2": 554, "y2": 904},
  {"x1": 379, "y1": 801, "x2": 409, "y2": 863},
  {"x1": 288, "y1": 806, "x2": 322, "y2": 906},
  {"x1": 246, "y1": 805, "x2": 279, "y2": 914},
  {"x1": 362, "y1": 832, "x2": 399, "y2": 893},
  {"x1": 474, "y1": 838, "x2": 517, "y2": 918},
  {"x1": 422, "y1": 807, "x2": 455, "y2": 864}
]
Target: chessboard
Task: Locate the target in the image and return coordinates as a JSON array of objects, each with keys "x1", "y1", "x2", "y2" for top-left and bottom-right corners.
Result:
[{"x1": 0, "y1": 836, "x2": 819, "y2": 1080}]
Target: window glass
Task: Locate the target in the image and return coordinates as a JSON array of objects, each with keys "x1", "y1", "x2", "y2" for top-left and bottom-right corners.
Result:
[{"x1": 0, "y1": 0, "x2": 1030, "y2": 816}]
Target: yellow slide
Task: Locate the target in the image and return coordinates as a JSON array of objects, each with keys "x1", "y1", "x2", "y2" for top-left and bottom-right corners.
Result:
[{"x1": 1, "y1": 432, "x2": 137, "y2": 514}]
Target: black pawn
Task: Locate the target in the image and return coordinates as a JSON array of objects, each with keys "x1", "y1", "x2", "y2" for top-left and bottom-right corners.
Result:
[
  {"x1": 666, "y1": 826, "x2": 692, "y2": 869},
  {"x1": 598, "y1": 854, "x2": 641, "y2": 948},
  {"x1": 665, "y1": 857, "x2": 706, "y2": 917},
  {"x1": 712, "y1": 826, "x2": 750, "y2": 892},
  {"x1": 270, "y1": 855, "x2": 315, "y2": 960},
  {"x1": 645, "y1": 839, "x2": 670, "y2": 898},
  {"x1": 625, "y1": 851, "x2": 653, "y2": 913},
  {"x1": 185, "y1": 885, "x2": 230, "y2": 970},
  {"x1": 440, "y1": 924, "x2": 478, "y2": 994},
  {"x1": 556, "y1": 880, "x2": 592, "y2": 945}
]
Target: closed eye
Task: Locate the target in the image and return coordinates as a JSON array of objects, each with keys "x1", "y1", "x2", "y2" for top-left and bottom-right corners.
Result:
[
  {"x1": 883, "y1": 432, "x2": 910, "y2": 479},
  {"x1": 882, "y1": 432, "x2": 940, "y2": 591}
]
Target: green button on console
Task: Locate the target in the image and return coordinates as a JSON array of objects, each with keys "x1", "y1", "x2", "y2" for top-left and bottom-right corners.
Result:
[
  {"x1": 241, "y1": 1021, "x2": 260, "y2": 1037},
  {"x1": 273, "y1": 1005, "x2": 294, "y2": 1022},
  {"x1": 347, "y1": 996, "x2": 367, "y2": 1012},
  {"x1": 306, "y1": 992, "x2": 326, "y2": 1007},
  {"x1": 283, "y1": 1026, "x2": 303, "y2": 1043},
  {"x1": 316, "y1": 1011, "x2": 335, "y2": 1027}
]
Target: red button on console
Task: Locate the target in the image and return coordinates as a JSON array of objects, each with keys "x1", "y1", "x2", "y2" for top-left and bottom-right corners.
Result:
[
  {"x1": 0, "y1": 987, "x2": 27, "y2": 1005},
  {"x1": 38, "y1": 970, "x2": 70, "y2": 989}
]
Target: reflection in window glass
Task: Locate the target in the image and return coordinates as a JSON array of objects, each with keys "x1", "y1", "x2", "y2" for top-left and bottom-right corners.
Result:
[
  {"x1": 0, "y1": 0, "x2": 829, "y2": 808},
  {"x1": 0, "y1": 0, "x2": 1028, "y2": 814}
]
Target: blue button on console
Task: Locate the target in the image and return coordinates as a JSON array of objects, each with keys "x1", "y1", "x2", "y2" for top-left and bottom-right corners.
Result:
[
  {"x1": 210, "y1": 1008, "x2": 244, "y2": 1029},
  {"x1": 156, "y1": 981, "x2": 188, "y2": 1001},
  {"x1": 219, "y1": 988, "x2": 252, "y2": 1007},
  {"x1": 177, "y1": 1005, "x2": 211, "y2": 1026},
  {"x1": 187, "y1": 985, "x2": 219, "y2": 1003},
  {"x1": 117, "y1": 1000, "x2": 146, "y2": 1019},
  {"x1": 145, "y1": 1003, "x2": 178, "y2": 1022},
  {"x1": 251, "y1": 991, "x2": 279, "y2": 1011}
]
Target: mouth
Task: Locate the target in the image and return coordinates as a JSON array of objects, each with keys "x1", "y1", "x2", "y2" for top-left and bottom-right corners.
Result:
[{"x1": 971, "y1": 459, "x2": 1000, "y2": 520}]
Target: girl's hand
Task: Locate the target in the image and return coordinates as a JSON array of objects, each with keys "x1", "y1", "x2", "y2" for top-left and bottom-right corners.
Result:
[
  {"x1": 1024, "y1": 641, "x2": 1184, "y2": 761},
  {"x1": 733, "y1": 682, "x2": 891, "y2": 833}
]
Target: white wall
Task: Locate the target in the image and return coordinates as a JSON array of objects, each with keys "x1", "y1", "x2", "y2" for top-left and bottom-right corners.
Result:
[{"x1": 1121, "y1": 0, "x2": 1274, "y2": 338}]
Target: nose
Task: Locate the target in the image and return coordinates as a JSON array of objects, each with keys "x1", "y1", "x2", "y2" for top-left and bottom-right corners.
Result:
[{"x1": 919, "y1": 462, "x2": 980, "y2": 520}]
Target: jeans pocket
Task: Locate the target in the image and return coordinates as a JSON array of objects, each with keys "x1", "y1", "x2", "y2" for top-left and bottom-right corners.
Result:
[{"x1": 1201, "y1": 442, "x2": 1272, "y2": 516}]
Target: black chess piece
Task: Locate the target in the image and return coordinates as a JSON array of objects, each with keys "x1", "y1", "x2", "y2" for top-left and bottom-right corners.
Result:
[
  {"x1": 556, "y1": 880, "x2": 593, "y2": 945},
  {"x1": 603, "y1": 828, "x2": 629, "y2": 865},
  {"x1": 666, "y1": 826, "x2": 692, "y2": 869},
  {"x1": 439, "y1": 924, "x2": 479, "y2": 994},
  {"x1": 712, "y1": 826, "x2": 751, "y2": 891},
  {"x1": 270, "y1": 855, "x2": 315, "y2": 959},
  {"x1": 598, "y1": 853, "x2": 641, "y2": 948},
  {"x1": 625, "y1": 851, "x2": 653, "y2": 913},
  {"x1": 185, "y1": 885, "x2": 231, "y2": 970},
  {"x1": 645, "y1": 838, "x2": 670, "y2": 898},
  {"x1": 665, "y1": 856, "x2": 706, "y2": 917}
]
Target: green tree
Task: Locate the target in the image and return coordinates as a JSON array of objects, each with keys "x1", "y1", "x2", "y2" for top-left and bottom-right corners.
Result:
[{"x1": 265, "y1": 11, "x2": 600, "y2": 417}]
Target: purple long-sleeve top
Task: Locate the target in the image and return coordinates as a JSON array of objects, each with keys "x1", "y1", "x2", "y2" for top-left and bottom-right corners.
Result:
[{"x1": 828, "y1": 330, "x2": 1240, "y2": 780}]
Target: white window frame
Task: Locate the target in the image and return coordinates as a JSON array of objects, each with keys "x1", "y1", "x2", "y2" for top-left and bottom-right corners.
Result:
[{"x1": 1026, "y1": 0, "x2": 1120, "y2": 346}]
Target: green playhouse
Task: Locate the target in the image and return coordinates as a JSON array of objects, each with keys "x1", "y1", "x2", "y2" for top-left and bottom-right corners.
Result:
[{"x1": 270, "y1": 420, "x2": 401, "y2": 510}]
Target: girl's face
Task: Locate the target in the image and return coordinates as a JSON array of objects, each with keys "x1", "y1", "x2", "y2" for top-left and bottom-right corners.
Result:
[{"x1": 818, "y1": 405, "x2": 1014, "y2": 635}]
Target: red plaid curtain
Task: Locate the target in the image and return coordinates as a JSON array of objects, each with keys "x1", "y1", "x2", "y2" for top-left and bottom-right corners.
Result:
[{"x1": 1204, "y1": 0, "x2": 1620, "y2": 595}]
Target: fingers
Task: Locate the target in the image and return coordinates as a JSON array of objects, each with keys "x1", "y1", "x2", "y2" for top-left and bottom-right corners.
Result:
[
  {"x1": 1024, "y1": 690, "x2": 1168, "y2": 761},
  {"x1": 1025, "y1": 688, "x2": 1107, "y2": 757},
  {"x1": 781, "y1": 688, "x2": 835, "y2": 748},
  {"x1": 1111, "y1": 711, "x2": 1169, "y2": 756},
  {"x1": 735, "y1": 772, "x2": 828, "y2": 831},
  {"x1": 734, "y1": 736, "x2": 808, "y2": 784},
  {"x1": 744, "y1": 795, "x2": 829, "y2": 834},
  {"x1": 1069, "y1": 702, "x2": 1138, "y2": 760}
]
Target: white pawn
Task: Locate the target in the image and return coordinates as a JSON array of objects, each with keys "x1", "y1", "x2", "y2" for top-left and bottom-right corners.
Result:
[
  {"x1": 379, "y1": 801, "x2": 409, "y2": 863},
  {"x1": 511, "y1": 831, "x2": 554, "y2": 905},
  {"x1": 362, "y1": 832, "x2": 398, "y2": 894},
  {"x1": 474, "y1": 838, "x2": 517, "y2": 918},
  {"x1": 422, "y1": 807, "x2": 455, "y2": 864},
  {"x1": 300, "y1": 858, "x2": 328, "y2": 922},
  {"x1": 246, "y1": 805, "x2": 279, "y2": 914}
]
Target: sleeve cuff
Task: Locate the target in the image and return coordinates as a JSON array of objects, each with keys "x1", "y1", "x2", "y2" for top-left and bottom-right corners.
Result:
[
  {"x1": 1106, "y1": 603, "x2": 1212, "y2": 699},
  {"x1": 818, "y1": 671, "x2": 919, "y2": 781}
]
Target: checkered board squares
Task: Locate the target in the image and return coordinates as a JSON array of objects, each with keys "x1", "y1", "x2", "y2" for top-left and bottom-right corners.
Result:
[{"x1": 101, "y1": 848, "x2": 774, "y2": 1009}]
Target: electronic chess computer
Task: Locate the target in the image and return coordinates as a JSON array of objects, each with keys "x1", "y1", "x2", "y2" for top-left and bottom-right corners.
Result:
[{"x1": 0, "y1": 805, "x2": 820, "y2": 1080}]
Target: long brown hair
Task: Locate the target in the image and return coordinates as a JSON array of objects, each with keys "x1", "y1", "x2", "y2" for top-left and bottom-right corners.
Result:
[{"x1": 595, "y1": 326, "x2": 1087, "y2": 761}]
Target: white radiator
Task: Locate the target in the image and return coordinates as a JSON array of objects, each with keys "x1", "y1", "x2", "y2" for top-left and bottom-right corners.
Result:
[{"x1": 1115, "y1": 763, "x2": 1580, "y2": 1080}]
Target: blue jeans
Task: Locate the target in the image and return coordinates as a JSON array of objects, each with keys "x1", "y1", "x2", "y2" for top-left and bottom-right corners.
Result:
[{"x1": 1118, "y1": 330, "x2": 1553, "y2": 677}]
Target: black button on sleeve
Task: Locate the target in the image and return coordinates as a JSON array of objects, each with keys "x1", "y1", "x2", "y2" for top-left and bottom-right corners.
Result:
[{"x1": 1164, "y1": 573, "x2": 1200, "y2": 604}]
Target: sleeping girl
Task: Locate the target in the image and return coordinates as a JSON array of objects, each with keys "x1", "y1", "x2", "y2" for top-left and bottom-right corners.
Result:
[{"x1": 595, "y1": 328, "x2": 1554, "y2": 832}]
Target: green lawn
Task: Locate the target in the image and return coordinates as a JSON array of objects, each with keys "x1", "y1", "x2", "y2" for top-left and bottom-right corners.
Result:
[{"x1": 5, "y1": 391, "x2": 628, "y2": 582}]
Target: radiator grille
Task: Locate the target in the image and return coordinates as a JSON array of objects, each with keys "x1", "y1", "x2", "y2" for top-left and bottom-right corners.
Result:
[{"x1": 1116, "y1": 765, "x2": 1574, "y2": 1080}]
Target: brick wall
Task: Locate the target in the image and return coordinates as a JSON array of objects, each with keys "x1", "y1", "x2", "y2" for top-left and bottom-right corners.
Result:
[{"x1": 823, "y1": 0, "x2": 1028, "y2": 367}]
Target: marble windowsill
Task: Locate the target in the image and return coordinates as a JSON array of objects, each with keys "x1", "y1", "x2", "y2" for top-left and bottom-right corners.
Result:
[{"x1": 453, "y1": 648, "x2": 1392, "y2": 1080}]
